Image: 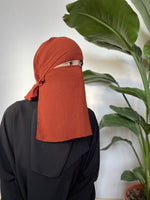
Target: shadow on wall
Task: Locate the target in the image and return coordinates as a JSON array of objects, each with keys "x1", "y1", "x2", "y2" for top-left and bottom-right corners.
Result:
[
  {"x1": 84, "y1": 52, "x2": 136, "y2": 74},
  {"x1": 84, "y1": 51, "x2": 143, "y2": 119}
]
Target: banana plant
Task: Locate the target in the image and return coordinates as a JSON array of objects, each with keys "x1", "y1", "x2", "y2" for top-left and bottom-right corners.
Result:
[{"x1": 63, "y1": 0, "x2": 150, "y2": 199}]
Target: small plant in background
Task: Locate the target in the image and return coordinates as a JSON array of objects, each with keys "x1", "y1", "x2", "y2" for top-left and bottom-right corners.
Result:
[{"x1": 63, "y1": 0, "x2": 150, "y2": 199}]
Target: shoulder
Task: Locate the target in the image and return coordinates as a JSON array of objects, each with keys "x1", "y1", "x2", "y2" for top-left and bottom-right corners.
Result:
[
  {"x1": 88, "y1": 108, "x2": 97, "y2": 121},
  {"x1": 0, "y1": 99, "x2": 38, "y2": 142},
  {"x1": 87, "y1": 107, "x2": 99, "y2": 140},
  {"x1": 88, "y1": 108, "x2": 99, "y2": 128},
  {"x1": 2, "y1": 99, "x2": 37, "y2": 122}
]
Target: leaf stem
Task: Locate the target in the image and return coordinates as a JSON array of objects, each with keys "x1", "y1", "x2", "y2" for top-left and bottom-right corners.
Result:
[
  {"x1": 80, "y1": 12, "x2": 131, "y2": 51},
  {"x1": 143, "y1": 138, "x2": 150, "y2": 199},
  {"x1": 116, "y1": 83, "x2": 132, "y2": 108},
  {"x1": 131, "y1": 140, "x2": 143, "y2": 167},
  {"x1": 131, "y1": 51, "x2": 150, "y2": 120},
  {"x1": 148, "y1": 64, "x2": 150, "y2": 89}
]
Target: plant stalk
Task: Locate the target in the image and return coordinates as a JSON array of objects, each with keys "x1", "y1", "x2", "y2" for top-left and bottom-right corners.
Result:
[
  {"x1": 143, "y1": 138, "x2": 150, "y2": 199},
  {"x1": 116, "y1": 83, "x2": 132, "y2": 108},
  {"x1": 131, "y1": 51, "x2": 150, "y2": 118},
  {"x1": 148, "y1": 64, "x2": 150, "y2": 90},
  {"x1": 131, "y1": 140, "x2": 143, "y2": 168}
]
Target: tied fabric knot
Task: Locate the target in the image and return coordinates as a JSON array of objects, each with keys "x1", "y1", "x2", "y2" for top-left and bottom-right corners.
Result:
[
  {"x1": 25, "y1": 77, "x2": 45, "y2": 101},
  {"x1": 38, "y1": 76, "x2": 45, "y2": 87}
]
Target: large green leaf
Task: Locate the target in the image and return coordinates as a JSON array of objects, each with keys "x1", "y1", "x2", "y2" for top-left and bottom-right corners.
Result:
[
  {"x1": 110, "y1": 105, "x2": 150, "y2": 134},
  {"x1": 131, "y1": 0, "x2": 150, "y2": 33},
  {"x1": 63, "y1": 0, "x2": 139, "y2": 53},
  {"x1": 133, "y1": 167, "x2": 145, "y2": 184},
  {"x1": 121, "y1": 167, "x2": 145, "y2": 183},
  {"x1": 110, "y1": 106, "x2": 139, "y2": 121},
  {"x1": 121, "y1": 170, "x2": 138, "y2": 182},
  {"x1": 100, "y1": 113, "x2": 141, "y2": 136},
  {"x1": 101, "y1": 136, "x2": 132, "y2": 151},
  {"x1": 144, "y1": 40, "x2": 150, "y2": 64},
  {"x1": 83, "y1": 70, "x2": 117, "y2": 84},
  {"x1": 101, "y1": 136, "x2": 142, "y2": 166},
  {"x1": 110, "y1": 85, "x2": 146, "y2": 105},
  {"x1": 132, "y1": 44, "x2": 142, "y2": 62}
]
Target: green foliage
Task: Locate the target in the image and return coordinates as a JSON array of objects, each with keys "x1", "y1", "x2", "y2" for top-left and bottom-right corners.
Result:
[
  {"x1": 144, "y1": 41, "x2": 150, "y2": 64},
  {"x1": 121, "y1": 167, "x2": 145, "y2": 184},
  {"x1": 100, "y1": 113, "x2": 141, "y2": 136},
  {"x1": 83, "y1": 70, "x2": 117, "y2": 84},
  {"x1": 131, "y1": 0, "x2": 150, "y2": 33},
  {"x1": 109, "y1": 85, "x2": 146, "y2": 104},
  {"x1": 63, "y1": 0, "x2": 139, "y2": 53},
  {"x1": 64, "y1": 0, "x2": 150, "y2": 199},
  {"x1": 109, "y1": 106, "x2": 140, "y2": 122},
  {"x1": 110, "y1": 106, "x2": 150, "y2": 134},
  {"x1": 101, "y1": 136, "x2": 132, "y2": 151},
  {"x1": 121, "y1": 170, "x2": 139, "y2": 182}
]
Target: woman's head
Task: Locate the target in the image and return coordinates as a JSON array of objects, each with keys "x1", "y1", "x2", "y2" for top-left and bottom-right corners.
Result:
[{"x1": 33, "y1": 37, "x2": 83, "y2": 82}]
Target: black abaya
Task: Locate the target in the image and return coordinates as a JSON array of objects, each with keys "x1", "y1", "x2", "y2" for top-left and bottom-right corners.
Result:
[{"x1": 0, "y1": 98, "x2": 100, "y2": 200}]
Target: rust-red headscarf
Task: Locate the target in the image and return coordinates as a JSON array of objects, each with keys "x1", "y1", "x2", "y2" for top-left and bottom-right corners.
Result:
[{"x1": 25, "y1": 37, "x2": 93, "y2": 142}]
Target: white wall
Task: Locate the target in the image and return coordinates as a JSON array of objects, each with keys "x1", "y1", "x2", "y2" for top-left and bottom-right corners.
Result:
[{"x1": 0, "y1": 0, "x2": 149, "y2": 199}]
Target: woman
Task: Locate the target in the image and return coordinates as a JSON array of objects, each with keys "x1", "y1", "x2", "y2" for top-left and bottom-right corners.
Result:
[{"x1": 0, "y1": 36, "x2": 100, "y2": 200}]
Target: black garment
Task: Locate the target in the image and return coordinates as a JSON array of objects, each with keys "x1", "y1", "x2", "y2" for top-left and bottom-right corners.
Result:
[{"x1": 0, "y1": 98, "x2": 100, "y2": 200}]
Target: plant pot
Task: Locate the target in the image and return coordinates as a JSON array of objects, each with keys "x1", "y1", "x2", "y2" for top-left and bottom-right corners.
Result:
[{"x1": 124, "y1": 184, "x2": 145, "y2": 200}]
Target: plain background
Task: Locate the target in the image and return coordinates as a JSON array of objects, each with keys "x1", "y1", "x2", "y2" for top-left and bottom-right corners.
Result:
[{"x1": 0, "y1": 0, "x2": 149, "y2": 199}]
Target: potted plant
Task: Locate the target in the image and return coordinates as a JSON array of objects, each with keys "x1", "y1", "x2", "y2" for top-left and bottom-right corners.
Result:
[{"x1": 63, "y1": 0, "x2": 150, "y2": 199}]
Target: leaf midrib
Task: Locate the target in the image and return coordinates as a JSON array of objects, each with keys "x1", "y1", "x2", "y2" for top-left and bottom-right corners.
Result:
[
  {"x1": 140, "y1": 0, "x2": 150, "y2": 23},
  {"x1": 79, "y1": 12, "x2": 131, "y2": 51}
]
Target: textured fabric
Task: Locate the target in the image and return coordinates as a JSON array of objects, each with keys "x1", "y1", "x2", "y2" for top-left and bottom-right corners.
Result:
[
  {"x1": 0, "y1": 99, "x2": 100, "y2": 200},
  {"x1": 25, "y1": 37, "x2": 93, "y2": 142}
]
